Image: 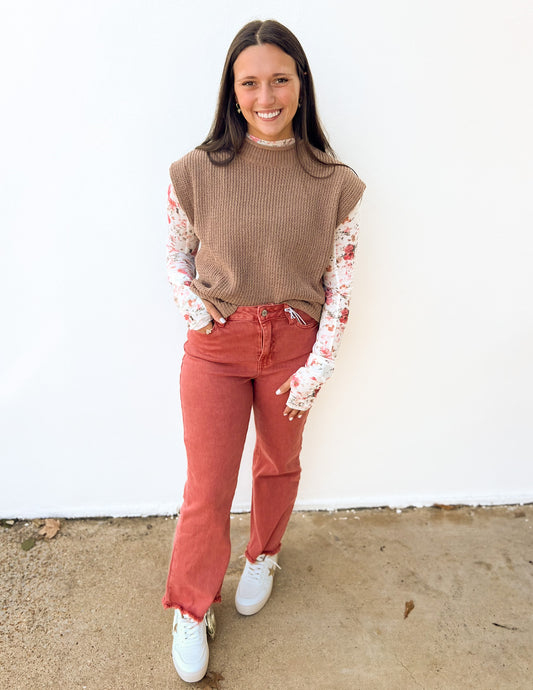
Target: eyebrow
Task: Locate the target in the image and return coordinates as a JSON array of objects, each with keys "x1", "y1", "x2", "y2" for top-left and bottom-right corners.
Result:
[{"x1": 235, "y1": 72, "x2": 294, "y2": 80}]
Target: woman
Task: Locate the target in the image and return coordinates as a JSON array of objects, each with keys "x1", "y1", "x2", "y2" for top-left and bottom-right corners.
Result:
[{"x1": 163, "y1": 19, "x2": 365, "y2": 683}]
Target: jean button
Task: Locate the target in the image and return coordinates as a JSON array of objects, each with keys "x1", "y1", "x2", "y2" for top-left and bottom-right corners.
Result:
[{"x1": 261, "y1": 309, "x2": 268, "y2": 317}]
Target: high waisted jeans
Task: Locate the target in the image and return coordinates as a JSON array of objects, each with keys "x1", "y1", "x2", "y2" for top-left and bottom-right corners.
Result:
[{"x1": 162, "y1": 304, "x2": 318, "y2": 622}]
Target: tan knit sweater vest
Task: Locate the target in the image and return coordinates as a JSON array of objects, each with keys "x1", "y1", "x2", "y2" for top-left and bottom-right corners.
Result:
[{"x1": 169, "y1": 138, "x2": 366, "y2": 322}]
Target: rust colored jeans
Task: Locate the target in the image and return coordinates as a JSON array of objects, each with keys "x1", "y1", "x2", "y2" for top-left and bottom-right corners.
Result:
[{"x1": 162, "y1": 304, "x2": 318, "y2": 621}]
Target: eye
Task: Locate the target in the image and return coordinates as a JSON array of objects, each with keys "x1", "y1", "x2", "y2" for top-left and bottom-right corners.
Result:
[
  {"x1": 240, "y1": 80, "x2": 255, "y2": 87},
  {"x1": 274, "y1": 77, "x2": 289, "y2": 85}
]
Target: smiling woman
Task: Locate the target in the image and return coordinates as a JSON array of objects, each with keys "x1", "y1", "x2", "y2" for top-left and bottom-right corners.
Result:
[
  {"x1": 233, "y1": 43, "x2": 301, "y2": 141},
  {"x1": 162, "y1": 19, "x2": 366, "y2": 684}
]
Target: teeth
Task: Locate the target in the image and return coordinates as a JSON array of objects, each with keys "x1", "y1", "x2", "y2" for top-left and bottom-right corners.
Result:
[{"x1": 256, "y1": 110, "x2": 281, "y2": 120}]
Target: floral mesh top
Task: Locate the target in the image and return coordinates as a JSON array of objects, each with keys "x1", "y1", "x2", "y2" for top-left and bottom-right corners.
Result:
[{"x1": 166, "y1": 134, "x2": 363, "y2": 411}]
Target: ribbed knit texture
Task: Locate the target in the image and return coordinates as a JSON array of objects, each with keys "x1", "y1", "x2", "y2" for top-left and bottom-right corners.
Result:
[{"x1": 169, "y1": 138, "x2": 366, "y2": 322}]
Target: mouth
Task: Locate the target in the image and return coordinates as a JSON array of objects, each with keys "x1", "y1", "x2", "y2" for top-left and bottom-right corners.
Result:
[{"x1": 256, "y1": 109, "x2": 281, "y2": 120}]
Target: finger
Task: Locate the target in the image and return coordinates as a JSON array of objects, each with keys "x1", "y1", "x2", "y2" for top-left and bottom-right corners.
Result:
[
  {"x1": 199, "y1": 321, "x2": 214, "y2": 334},
  {"x1": 202, "y1": 300, "x2": 226, "y2": 324},
  {"x1": 275, "y1": 376, "x2": 292, "y2": 396},
  {"x1": 283, "y1": 405, "x2": 309, "y2": 421}
]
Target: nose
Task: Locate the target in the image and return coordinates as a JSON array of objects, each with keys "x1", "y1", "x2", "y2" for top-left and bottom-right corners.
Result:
[{"x1": 256, "y1": 83, "x2": 276, "y2": 107}]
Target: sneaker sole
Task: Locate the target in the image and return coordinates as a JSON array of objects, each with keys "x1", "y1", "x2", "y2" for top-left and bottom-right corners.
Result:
[
  {"x1": 172, "y1": 649, "x2": 209, "y2": 683},
  {"x1": 235, "y1": 589, "x2": 272, "y2": 616}
]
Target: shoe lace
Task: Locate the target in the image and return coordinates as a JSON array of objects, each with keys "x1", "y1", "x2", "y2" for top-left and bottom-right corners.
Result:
[
  {"x1": 174, "y1": 612, "x2": 204, "y2": 645},
  {"x1": 241, "y1": 554, "x2": 281, "y2": 581}
]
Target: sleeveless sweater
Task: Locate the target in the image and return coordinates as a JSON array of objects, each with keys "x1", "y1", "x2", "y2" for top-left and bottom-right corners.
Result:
[{"x1": 169, "y1": 138, "x2": 366, "y2": 322}]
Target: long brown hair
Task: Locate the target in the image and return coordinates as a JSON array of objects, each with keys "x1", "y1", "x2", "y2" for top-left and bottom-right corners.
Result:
[{"x1": 198, "y1": 20, "x2": 337, "y2": 168}]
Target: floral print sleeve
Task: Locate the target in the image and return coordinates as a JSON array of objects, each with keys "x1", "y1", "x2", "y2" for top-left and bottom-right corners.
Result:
[
  {"x1": 287, "y1": 199, "x2": 363, "y2": 410},
  {"x1": 166, "y1": 182, "x2": 212, "y2": 330}
]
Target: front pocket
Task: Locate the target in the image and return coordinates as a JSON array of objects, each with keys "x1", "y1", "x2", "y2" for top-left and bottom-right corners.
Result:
[
  {"x1": 284, "y1": 306, "x2": 318, "y2": 329},
  {"x1": 190, "y1": 322, "x2": 218, "y2": 337}
]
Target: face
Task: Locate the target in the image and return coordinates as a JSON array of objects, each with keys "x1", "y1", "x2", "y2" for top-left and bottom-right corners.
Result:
[{"x1": 233, "y1": 43, "x2": 301, "y2": 141}]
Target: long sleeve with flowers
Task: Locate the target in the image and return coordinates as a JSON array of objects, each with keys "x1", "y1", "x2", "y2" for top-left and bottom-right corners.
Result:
[
  {"x1": 286, "y1": 199, "x2": 362, "y2": 411},
  {"x1": 166, "y1": 184, "x2": 212, "y2": 330}
]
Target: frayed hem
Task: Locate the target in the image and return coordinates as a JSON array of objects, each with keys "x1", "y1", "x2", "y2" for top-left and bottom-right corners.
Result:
[
  {"x1": 162, "y1": 600, "x2": 203, "y2": 624},
  {"x1": 244, "y1": 546, "x2": 281, "y2": 563},
  {"x1": 162, "y1": 597, "x2": 220, "y2": 623}
]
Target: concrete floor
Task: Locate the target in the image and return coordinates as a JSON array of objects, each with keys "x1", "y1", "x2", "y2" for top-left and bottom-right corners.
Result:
[{"x1": 1, "y1": 505, "x2": 532, "y2": 689}]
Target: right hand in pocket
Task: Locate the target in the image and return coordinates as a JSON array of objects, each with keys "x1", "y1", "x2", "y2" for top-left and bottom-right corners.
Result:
[{"x1": 201, "y1": 300, "x2": 226, "y2": 326}]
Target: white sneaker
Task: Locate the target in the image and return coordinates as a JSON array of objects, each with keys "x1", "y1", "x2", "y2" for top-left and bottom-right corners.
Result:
[
  {"x1": 172, "y1": 608, "x2": 213, "y2": 683},
  {"x1": 235, "y1": 553, "x2": 281, "y2": 616}
]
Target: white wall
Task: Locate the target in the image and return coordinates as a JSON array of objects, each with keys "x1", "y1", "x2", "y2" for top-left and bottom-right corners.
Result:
[{"x1": 1, "y1": 0, "x2": 532, "y2": 518}]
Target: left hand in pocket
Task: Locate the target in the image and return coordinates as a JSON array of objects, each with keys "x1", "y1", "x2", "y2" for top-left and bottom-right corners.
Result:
[{"x1": 276, "y1": 376, "x2": 309, "y2": 421}]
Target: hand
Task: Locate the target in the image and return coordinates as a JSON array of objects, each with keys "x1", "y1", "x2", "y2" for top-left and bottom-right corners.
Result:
[
  {"x1": 198, "y1": 321, "x2": 214, "y2": 334},
  {"x1": 276, "y1": 376, "x2": 310, "y2": 421},
  {"x1": 201, "y1": 300, "x2": 226, "y2": 325}
]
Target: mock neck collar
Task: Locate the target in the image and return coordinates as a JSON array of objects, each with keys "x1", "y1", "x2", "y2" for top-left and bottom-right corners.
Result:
[{"x1": 246, "y1": 133, "x2": 296, "y2": 149}]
